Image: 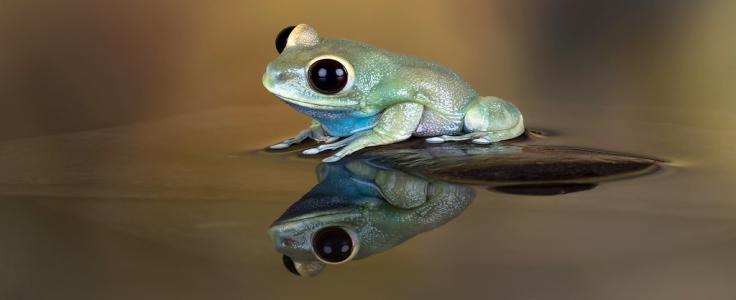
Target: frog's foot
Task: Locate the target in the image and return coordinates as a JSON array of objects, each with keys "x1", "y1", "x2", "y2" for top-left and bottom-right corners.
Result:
[
  {"x1": 302, "y1": 141, "x2": 346, "y2": 155},
  {"x1": 269, "y1": 140, "x2": 301, "y2": 149},
  {"x1": 426, "y1": 133, "x2": 487, "y2": 144},
  {"x1": 302, "y1": 133, "x2": 364, "y2": 155},
  {"x1": 469, "y1": 115, "x2": 526, "y2": 144},
  {"x1": 471, "y1": 137, "x2": 492, "y2": 144},
  {"x1": 317, "y1": 136, "x2": 341, "y2": 144},
  {"x1": 269, "y1": 131, "x2": 316, "y2": 149},
  {"x1": 425, "y1": 127, "x2": 523, "y2": 145},
  {"x1": 269, "y1": 123, "x2": 332, "y2": 149}
]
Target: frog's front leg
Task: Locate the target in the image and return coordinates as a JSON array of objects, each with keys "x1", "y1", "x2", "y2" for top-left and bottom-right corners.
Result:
[
  {"x1": 301, "y1": 131, "x2": 367, "y2": 155},
  {"x1": 269, "y1": 120, "x2": 337, "y2": 149},
  {"x1": 321, "y1": 102, "x2": 424, "y2": 163}
]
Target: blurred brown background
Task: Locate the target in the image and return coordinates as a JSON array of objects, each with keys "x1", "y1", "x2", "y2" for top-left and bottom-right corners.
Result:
[
  {"x1": 0, "y1": 0, "x2": 733, "y2": 141},
  {"x1": 2, "y1": 2, "x2": 736, "y2": 299}
]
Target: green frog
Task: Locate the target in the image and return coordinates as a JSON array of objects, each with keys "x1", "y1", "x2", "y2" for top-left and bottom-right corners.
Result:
[{"x1": 262, "y1": 24, "x2": 524, "y2": 162}]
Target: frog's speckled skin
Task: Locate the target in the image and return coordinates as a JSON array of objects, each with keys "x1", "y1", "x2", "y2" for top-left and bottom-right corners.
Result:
[
  {"x1": 267, "y1": 157, "x2": 475, "y2": 276},
  {"x1": 263, "y1": 24, "x2": 524, "y2": 162}
]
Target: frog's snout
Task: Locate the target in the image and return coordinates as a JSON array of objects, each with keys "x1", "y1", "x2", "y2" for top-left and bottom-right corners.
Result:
[
  {"x1": 262, "y1": 71, "x2": 281, "y2": 93},
  {"x1": 262, "y1": 64, "x2": 294, "y2": 91},
  {"x1": 261, "y1": 70, "x2": 269, "y2": 85}
]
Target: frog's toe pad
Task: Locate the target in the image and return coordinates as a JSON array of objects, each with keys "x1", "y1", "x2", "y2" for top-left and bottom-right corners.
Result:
[
  {"x1": 472, "y1": 137, "x2": 492, "y2": 144},
  {"x1": 302, "y1": 148, "x2": 321, "y2": 155},
  {"x1": 426, "y1": 137, "x2": 446, "y2": 143},
  {"x1": 322, "y1": 155, "x2": 342, "y2": 163},
  {"x1": 269, "y1": 143, "x2": 290, "y2": 149}
]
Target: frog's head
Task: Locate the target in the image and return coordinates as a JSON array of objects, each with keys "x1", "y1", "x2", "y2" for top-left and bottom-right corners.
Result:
[
  {"x1": 262, "y1": 24, "x2": 397, "y2": 113},
  {"x1": 266, "y1": 159, "x2": 412, "y2": 277},
  {"x1": 266, "y1": 193, "x2": 373, "y2": 277}
]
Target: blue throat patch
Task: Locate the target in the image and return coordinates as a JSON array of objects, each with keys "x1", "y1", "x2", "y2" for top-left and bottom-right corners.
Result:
[{"x1": 286, "y1": 102, "x2": 379, "y2": 137}]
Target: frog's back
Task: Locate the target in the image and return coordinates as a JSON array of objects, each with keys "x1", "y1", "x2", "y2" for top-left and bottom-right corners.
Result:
[
  {"x1": 392, "y1": 52, "x2": 478, "y2": 101},
  {"x1": 384, "y1": 52, "x2": 477, "y2": 136}
]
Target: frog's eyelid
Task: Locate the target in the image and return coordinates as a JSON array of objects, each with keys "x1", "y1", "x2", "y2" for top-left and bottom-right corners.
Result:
[{"x1": 286, "y1": 24, "x2": 321, "y2": 49}]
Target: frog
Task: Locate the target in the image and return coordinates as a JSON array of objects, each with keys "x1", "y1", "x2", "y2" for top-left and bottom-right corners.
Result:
[
  {"x1": 267, "y1": 155, "x2": 475, "y2": 276},
  {"x1": 262, "y1": 24, "x2": 524, "y2": 162}
]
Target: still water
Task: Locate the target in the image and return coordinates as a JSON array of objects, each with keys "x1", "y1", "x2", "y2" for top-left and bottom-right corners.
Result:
[{"x1": 1, "y1": 97, "x2": 735, "y2": 299}]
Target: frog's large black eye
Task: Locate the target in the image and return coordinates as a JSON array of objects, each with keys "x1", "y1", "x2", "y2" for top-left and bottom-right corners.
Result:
[
  {"x1": 312, "y1": 226, "x2": 354, "y2": 263},
  {"x1": 308, "y1": 59, "x2": 349, "y2": 94},
  {"x1": 275, "y1": 25, "x2": 296, "y2": 54}
]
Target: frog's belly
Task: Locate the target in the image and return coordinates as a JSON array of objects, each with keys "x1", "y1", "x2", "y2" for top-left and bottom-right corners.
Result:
[{"x1": 413, "y1": 110, "x2": 463, "y2": 137}]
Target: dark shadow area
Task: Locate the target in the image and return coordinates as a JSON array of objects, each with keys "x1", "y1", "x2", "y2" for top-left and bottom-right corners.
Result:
[{"x1": 493, "y1": 183, "x2": 598, "y2": 196}]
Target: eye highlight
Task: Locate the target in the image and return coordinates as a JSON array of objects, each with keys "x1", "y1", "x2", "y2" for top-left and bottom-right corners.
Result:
[{"x1": 308, "y1": 59, "x2": 349, "y2": 94}]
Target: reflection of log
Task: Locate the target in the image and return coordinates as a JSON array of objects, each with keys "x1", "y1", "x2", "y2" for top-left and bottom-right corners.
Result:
[{"x1": 493, "y1": 183, "x2": 598, "y2": 196}]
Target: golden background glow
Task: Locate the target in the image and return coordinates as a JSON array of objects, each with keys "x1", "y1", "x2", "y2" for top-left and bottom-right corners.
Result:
[{"x1": 2, "y1": 1, "x2": 732, "y2": 140}]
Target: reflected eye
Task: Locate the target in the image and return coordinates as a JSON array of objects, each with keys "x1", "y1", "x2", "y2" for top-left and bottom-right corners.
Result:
[
  {"x1": 312, "y1": 226, "x2": 355, "y2": 263},
  {"x1": 308, "y1": 59, "x2": 349, "y2": 94}
]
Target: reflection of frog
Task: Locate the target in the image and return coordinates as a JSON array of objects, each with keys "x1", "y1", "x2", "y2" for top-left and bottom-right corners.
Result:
[
  {"x1": 266, "y1": 142, "x2": 663, "y2": 276},
  {"x1": 267, "y1": 157, "x2": 475, "y2": 276},
  {"x1": 263, "y1": 24, "x2": 524, "y2": 162}
]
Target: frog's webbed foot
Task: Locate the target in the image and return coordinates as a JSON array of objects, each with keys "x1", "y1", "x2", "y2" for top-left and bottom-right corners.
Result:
[
  {"x1": 426, "y1": 132, "x2": 496, "y2": 144},
  {"x1": 320, "y1": 136, "x2": 341, "y2": 143},
  {"x1": 425, "y1": 133, "x2": 485, "y2": 144},
  {"x1": 425, "y1": 128, "x2": 522, "y2": 145},
  {"x1": 269, "y1": 121, "x2": 333, "y2": 149},
  {"x1": 270, "y1": 136, "x2": 310, "y2": 149},
  {"x1": 322, "y1": 135, "x2": 380, "y2": 163},
  {"x1": 301, "y1": 133, "x2": 366, "y2": 155}
]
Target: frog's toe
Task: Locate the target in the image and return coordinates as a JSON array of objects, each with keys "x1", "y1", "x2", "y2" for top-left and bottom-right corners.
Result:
[
  {"x1": 269, "y1": 143, "x2": 291, "y2": 149},
  {"x1": 302, "y1": 148, "x2": 321, "y2": 155},
  {"x1": 322, "y1": 155, "x2": 342, "y2": 163},
  {"x1": 471, "y1": 137, "x2": 492, "y2": 144},
  {"x1": 302, "y1": 140, "x2": 349, "y2": 155},
  {"x1": 426, "y1": 137, "x2": 446, "y2": 143},
  {"x1": 323, "y1": 136, "x2": 340, "y2": 143}
]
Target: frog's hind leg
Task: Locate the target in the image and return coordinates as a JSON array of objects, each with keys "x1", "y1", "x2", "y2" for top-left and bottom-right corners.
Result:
[
  {"x1": 426, "y1": 96, "x2": 524, "y2": 144},
  {"x1": 466, "y1": 119, "x2": 524, "y2": 144}
]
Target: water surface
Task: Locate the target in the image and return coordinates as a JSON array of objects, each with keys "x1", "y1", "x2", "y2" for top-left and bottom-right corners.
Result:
[{"x1": 2, "y1": 98, "x2": 735, "y2": 299}]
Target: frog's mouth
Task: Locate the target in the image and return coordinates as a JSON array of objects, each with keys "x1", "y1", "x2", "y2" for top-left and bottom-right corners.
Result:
[
  {"x1": 271, "y1": 208, "x2": 362, "y2": 228},
  {"x1": 262, "y1": 72, "x2": 360, "y2": 110},
  {"x1": 273, "y1": 94, "x2": 359, "y2": 111}
]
